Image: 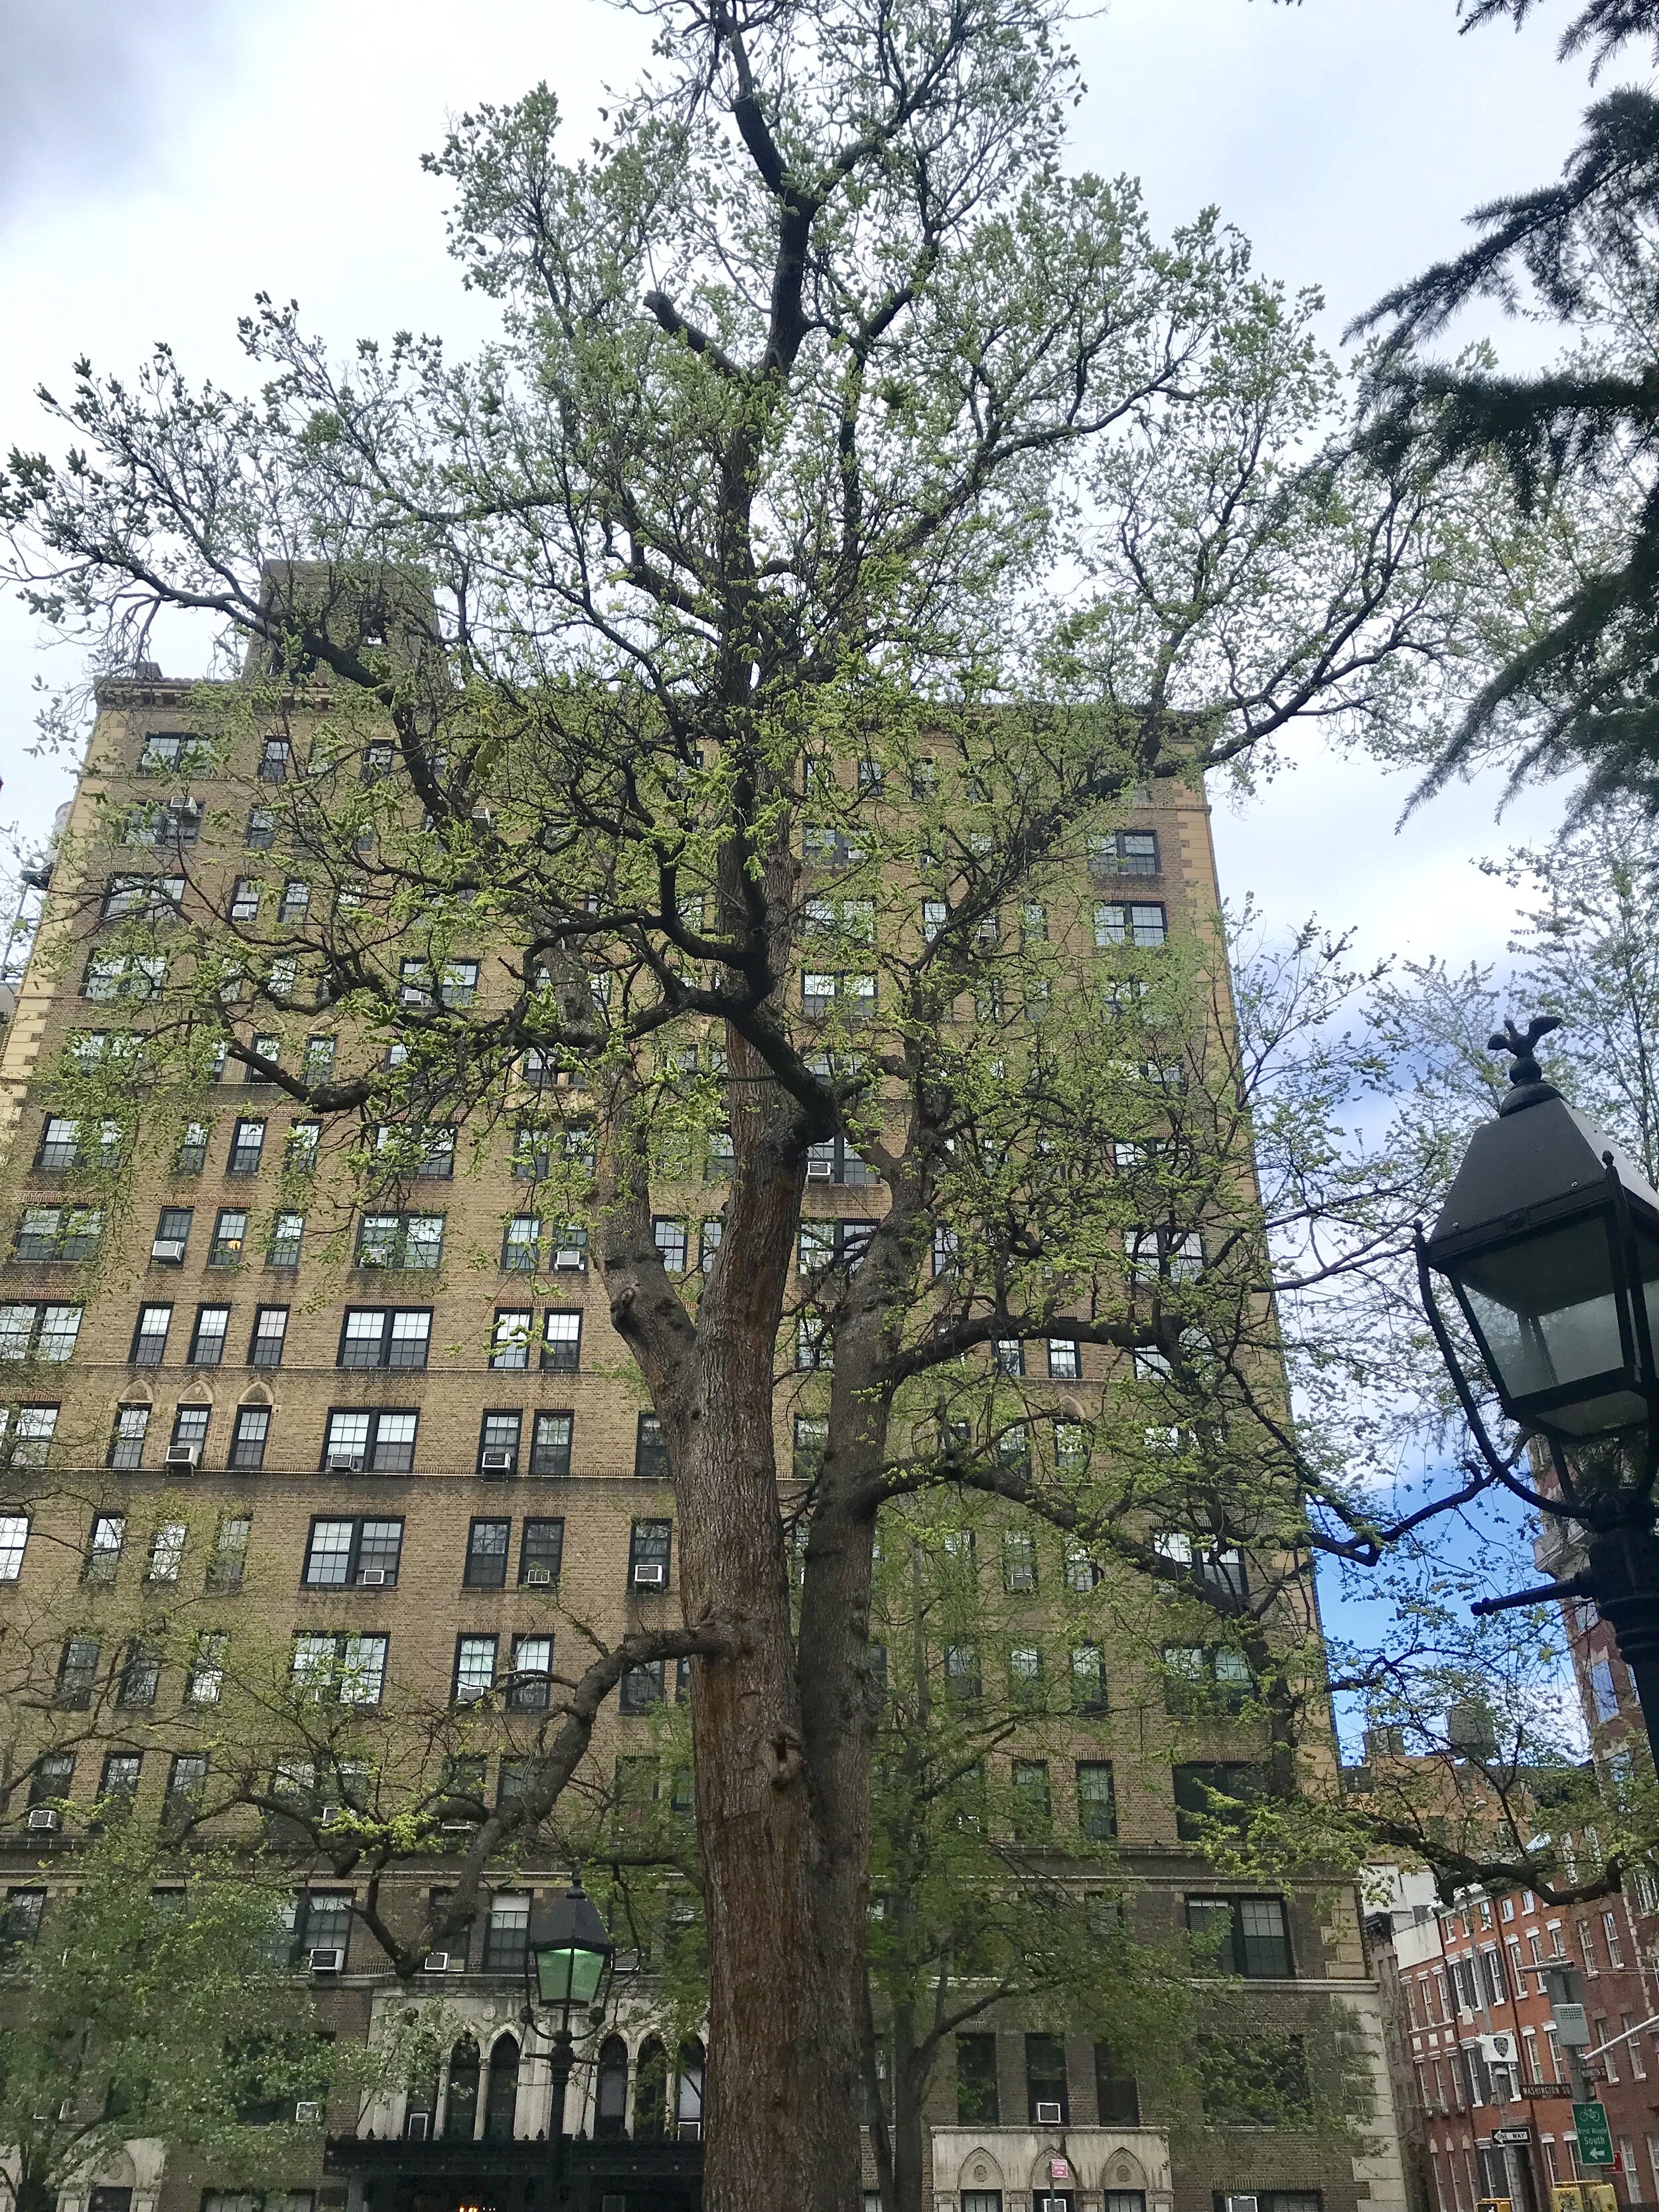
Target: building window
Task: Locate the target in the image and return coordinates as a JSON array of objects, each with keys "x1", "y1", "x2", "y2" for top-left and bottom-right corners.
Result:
[
  {"x1": 621, "y1": 1660, "x2": 666, "y2": 1714},
  {"x1": 84, "y1": 1513, "x2": 125, "y2": 1585},
  {"x1": 99, "y1": 1752, "x2": 143, "y2": 1811},
  {"x1": 957, "y1": 2033, "x2": 999, "y2": 2124},
  {"x1": 636, "y1": 1414, "x2": 670, "y2": 1479},
  {"x1": 465, "y1": 1519, "x2": 511, "y2": 1589},
  {"x1": 520, "y1": 1520, "x2": 564, "y2": 1586},
  {"x1": 304, "y1": 1517, "x2": 403, "y2": 1588},
  {"x1": 1090, "y1": 828, "x2": 1160, "y2": 876},
  {"x1": 291, "y1": 1632, "x2": 388, "y2": 1705},
  {"x1": 0, "y1": 1514, "x2": 29, "y2": 1581},
  {"x1": 793, "y1": 1414, "x2": 827, "y2": 1480},
  {"x1": 163, "y1": 1753, "x2": 208, "y2": 1824},
  {"x1": 478, "y1": 1410, "x2": 523, "y2": 1475},
  {"x1": 502, "y1": 1215, "x2": 541, "y2": 1271},
  {"x1": 1094, "y1": 901, "x2": 1167, "y2": 948},
  {"x1": 1078, "y1": 1761, "x2": 1117, "y2": 1840},
  {"x1": 82, "y1": 952, "x2": 165, "y2": 1001},
  {"x1": 2, "y1": 1404, "x2": 58, "y2": 1468},
  {"x1": 454, "y1": 1637, "x2": 498, "y2": 1703},
  {"x1": 805, "y1": 1134, "x2": 877, "y2": 1186},
  {"x1": 484, "y1": 1893, "x2": 530, "y2": 1974},
  {"x1": 147, "y1": 1521, "x2": 186, "y2": 1583},
  {"x1": 267, "y1": 1211, "x2": 306, "y2": 1268},
  {"x1": 187, "y1": 1305, "x2": 231, "y2": 1367},
  {"x1": 1025, "y1": 2032, "x2": 1068, "y2": 2123},
  {"x1": 0, "y1": 1303, "x2": 83, "y2": 1364},
  {"x1": 228, "y1": 1406, "x2": 269, "y2": 1470},
  {"x1": 490, "y1": 1309, "x2": 532, "y2": 1369},
  {"x1": 184, "y1": 1631, "x2": 228, "y2": 1704},
  {"x1": 944, "y1": 1645, "x2": 981, "y2": 1707},
  {"x1": 1186, "y1": 1895, "x2": 1293, "y2": 1978},
  {"x1": 322, "y1": 1408, "x2": 417, "y2": 1473},
  {"x1": 226, "y1": 1120, "x2": 265, "y2": 1174},
  {"x1": 1173, "y1": 1763, "x2": 1263, "y2": 1842},
  {"x1": 540, "y1": 1310, "x2": 582, "y2": 1372},
  {"x1": 205, "y1": 1515, "x2": 250, "y2": 1591},
  {"x1": 29, "y1": 1751, "x2": 76, "y2": 1808},
  {"x1": 1095, "y1": 2046, "x2": 1140, "y2": 2125},
  {"x1": 1012, "y1": 1759, "x2": 1051, "y2": 1833},
  {"x1": 338, "y1": 1307, "x2": 432, "y2": 1368},
  {"x1": 15, "y1": 1205, "x2": 104, "y2": 1262},
  {"x1": 630, "y1": 1520, "x2": 672, "y2": 1587},
  {"x1": 175, "y1": 1122, "x2": 210, "y2": 1173},
  {"x1": 1048, "y1": 1338, "x2": 1081, "y2": 1379},
  {"x1": 796, "y1": 1315, "x2": 831, "y2": 1370},
  {"x1": 257, "y1": 736, "x2": 292, "y2": 783},
  {"x1": 530, "y1": 1412, "x2": 573, "y2": 1477},
  {"x1": 248, "y1": 1306, "x2": 288, "y2": 1368},
  {"x1": 355, "y1": 1213, "x2": 445, "y2": 1270},
  {"x1": 57, "y1": 1635, "x2": 102, "y2": 1708},
  {"x1": 204, "y1": 1209, "x2": 246, "y2": 1268},
  {"x1": 1163, "y1": 1643, "x2": 1254, "y2": 1715},
  {"x1": 1071, "y1": 1643, "x2": 1108, "y2": 1716},
  {"x1": 653, "y1": 1217, "x2": 687, "y2": 1273},
  {"x1": 284, "y1": 1122, "x2": 321, "y2": 1175},
  {"x1": 508, "y1": 1635, "x2": 552, "y2": 1712}
]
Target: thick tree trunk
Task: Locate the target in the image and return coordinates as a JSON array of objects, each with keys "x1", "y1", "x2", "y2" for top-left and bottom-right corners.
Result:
[
  {"x1": 15, "y1": 2167, "x2": 55, "y2": 2212},
  {"x1": 890, "y1": 2008, "x2": 930, "y2": 2212}
]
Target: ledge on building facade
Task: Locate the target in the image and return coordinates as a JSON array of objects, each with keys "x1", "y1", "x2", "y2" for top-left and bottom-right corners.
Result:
[{"x1": 927, "y1": 2122, "x2": 1174, "y2": 2212}]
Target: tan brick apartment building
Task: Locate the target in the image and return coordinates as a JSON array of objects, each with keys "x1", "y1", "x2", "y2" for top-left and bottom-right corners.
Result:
[{"x1": 0, "y1": 662, "x2": 1409, "y2": 2212}]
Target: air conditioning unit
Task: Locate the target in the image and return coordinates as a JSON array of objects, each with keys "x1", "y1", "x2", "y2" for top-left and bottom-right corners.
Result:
[
  {"x1": 1224, "y1": 2197, "x2": 1260, "y2": 2212},
  {"x1": 806, "y1": 1155, "x2": 833, "y2": 1179},
  {"x1": 317, "y1": 1804, "x2": 342, "y2": 1826},
  {"x1": 356, "y1": 1566, "x2": 388, "y2": 1586},
  {"x1": 439, "y1": 1818, "x2": 474, "y2": 1833},
  {"x1": 165, "y1": 1442, "x2": 202, "y2": 1467},
  {"x1": 150, "y1": 1237, "x2": 186, "y2": 1262},
  {"x1": 525, "y1": 1564, "x2": 554, "y2": 1587},
  {"x1": 308, "y1": 1947, "x2": 344, "y2": 1974},
  {"x1": 27, "y1": 1806, "x2": 60, "y2": 1833},
  {"x1": 405, "y1": 2112, "x2": 431, "y2": 2142},
  {"x1": 327, "y1": 1452, "x2": 364, "y2": 1473},
  {"x1": 677, "y1": 2120, "x2": 703, "y2": 2142},
  {"x1": 632, "y1": 1561, "x2": 667, "y2": 1587},
  {"x1": 295, "y1": 2100, "x2": 323, "y2": 2124},
  {"x1": 1035, "y1": 2100, "x2": 1064, "y2": 2126},
  {"x1": 480, "y1": 1448, "x2": 514, "y2": 1472},
  {"x1": 422, "y1": 1952, "x2": 451, "y2": 1973}
]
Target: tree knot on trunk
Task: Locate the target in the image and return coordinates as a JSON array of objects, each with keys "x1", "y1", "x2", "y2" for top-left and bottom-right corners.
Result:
[{"x1": 770, "y1": 1726, "x2": 806, "y2": 1789}]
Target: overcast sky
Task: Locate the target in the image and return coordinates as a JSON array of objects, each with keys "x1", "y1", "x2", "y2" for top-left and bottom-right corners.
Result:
[{"x1": 0, "y1": 0, "x2": 1605, "y2": 965}]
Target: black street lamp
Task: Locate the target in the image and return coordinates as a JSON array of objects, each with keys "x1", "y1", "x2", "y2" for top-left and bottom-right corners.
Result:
[
  {"x1": 1416, "y1": 1017, "x2": 1659, "y2": 1770},
  {"x1": 524, "y1": 1874, "x2": 616, "y2": 2197}
]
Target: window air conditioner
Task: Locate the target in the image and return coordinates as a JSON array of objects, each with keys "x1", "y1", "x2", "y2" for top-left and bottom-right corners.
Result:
[
  {"x1": 27, "y1": 1807, "x2": 60, "y2": 1832},
  {"x1": 405, "y1": 2112, "x2": 431, "y2": 2141},
  {"x1": 308, "y1": 1947, "x2": 344, "y2": 1973},
  {"x1": 165, "y1": 1443, "x2": 202, "y2": 1467},
  {"x1": 525, "y1": 1564, "x2": 554, "y2": 1587},
  {"x1": 632, "y1": 1561, "x2": 667, "y2": 1587},
  {"x1": 439, "y1": 1818, "x2": 474, "y2": 1833},
  {"x1": 356, "y1": 1566, "x2": 388, "y2": 1586},
  {"x1": 422, "y1": 1952, "x2": 451, "y2": 1973},
  {"x1": 677, "y1": 2120, "x2": 703, "y2": 2142},
  {"x1": 1224, "y1": 2196, "x2": 1260, "y2": 2212},
  {"x1": 327, "y1": 1452, "x2": 364, "y2": 1473},
  {"x1": 317, "y1": 1804, "x2": 342, "y2": 1826},
  {"x1": 806, "y1": 1155, "x2": 833, "y2": 1179},
  {"x1": 480, "y1": 1448, "x2": 514, "y2": 1472},
  {"x1": 1035, "y1": 2101, "x2": 1064, "y2": 2126},
  {"x1": 295, "y1": 2100, "x2": 323, "y2": 2124},
  {"x1": 151, "y1": 1237, "x2": 186, "y2": 1262}
]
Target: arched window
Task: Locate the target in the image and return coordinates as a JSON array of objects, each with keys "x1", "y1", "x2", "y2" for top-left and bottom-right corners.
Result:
[
  {"x1": 634, "y1": 2037, "x2": 668, "y2": 2138},
  {"x1": 676, "y1": 2037, "x2": 705, "y2": 2139},
  {"x1": 442, "y1": 2035, "x2": 480, "y2": 2140},
  {"x1": 482, "y1": 2032, "x2": 520, "y2": 2141},
  {"x1": 595, "y1": 2034, "x2": 629, "y2": 2138}
]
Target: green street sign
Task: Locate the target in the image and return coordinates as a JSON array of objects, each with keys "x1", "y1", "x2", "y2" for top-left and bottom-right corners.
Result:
[{"x1": 1574, "y1": 2102, "x2": 1615, "y2": 2166}]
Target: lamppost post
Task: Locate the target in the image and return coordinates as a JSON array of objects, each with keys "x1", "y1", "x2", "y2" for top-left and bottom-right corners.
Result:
[
  {"x1": 1415, "y1": 1017, "x2": 1659, "y2": 1776},
  {"x1": 524, "y1": 1873, "x2": 616, "y2": 2205}
]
